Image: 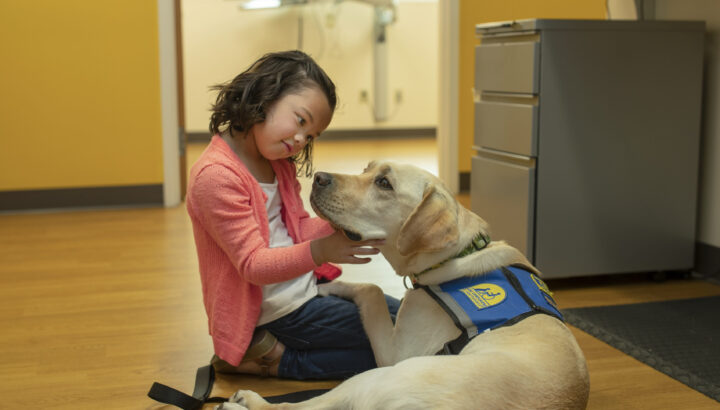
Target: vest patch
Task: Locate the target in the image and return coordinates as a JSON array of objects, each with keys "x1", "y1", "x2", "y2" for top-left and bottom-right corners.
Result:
[
  {"x1": 531, "y1": 274, "x2": 557, "y2": 308},
  {"x1": 460, "y1": 283, "x2": 506, "y2": 310}
]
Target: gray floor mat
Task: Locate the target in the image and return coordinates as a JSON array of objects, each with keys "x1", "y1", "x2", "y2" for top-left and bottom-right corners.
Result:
[{"x1": 563, "y1": 296, "x2": 720, "y2": 402}]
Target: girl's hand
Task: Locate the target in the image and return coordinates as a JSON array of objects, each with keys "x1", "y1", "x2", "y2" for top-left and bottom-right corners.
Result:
[{"x1": 310, "y1": 230, "x2": 385, "y2": 265}]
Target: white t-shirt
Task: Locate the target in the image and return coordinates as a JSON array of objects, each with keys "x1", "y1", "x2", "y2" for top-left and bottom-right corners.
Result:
[{"x1": 256, "y1": 178, "x2": 318, "y2": 325}]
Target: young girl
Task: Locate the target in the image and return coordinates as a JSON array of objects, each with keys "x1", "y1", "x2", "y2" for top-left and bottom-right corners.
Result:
[{"x1": 186, "y1": 50, "x2": 400, "y2": 380}]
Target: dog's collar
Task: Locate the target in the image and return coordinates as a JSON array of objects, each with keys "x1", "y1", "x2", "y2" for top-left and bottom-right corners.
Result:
[{"x1": 406, "y1": 232, "x2": 490, "y2": 288}]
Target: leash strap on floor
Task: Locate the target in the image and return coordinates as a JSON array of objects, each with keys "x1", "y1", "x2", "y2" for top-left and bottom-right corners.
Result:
[
  {"x1": 148, "y1": 364, "x2": 221, "y2": 409},
  {"x1": 148, "y1": 361, "x2": 332, "y2": 408},
  {"x1": 265, "y1": 389, "x2": 331, "y2": 403}
]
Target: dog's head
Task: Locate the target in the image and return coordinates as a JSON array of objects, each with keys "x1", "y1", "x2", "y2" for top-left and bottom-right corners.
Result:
[{"x1": 310, "y1": 161, "x2": 488, "y2": 265}]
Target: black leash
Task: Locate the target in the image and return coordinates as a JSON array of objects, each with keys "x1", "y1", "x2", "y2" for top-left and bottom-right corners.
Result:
[
  {"x1": 148, "y1": 361, "x2": 330, "y2": 409},
  {"x1": 148, "y1": 364, "x2": 221, "y2": 410}
]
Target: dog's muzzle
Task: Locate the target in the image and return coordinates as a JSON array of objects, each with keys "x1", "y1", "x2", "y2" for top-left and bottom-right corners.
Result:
[{"x1": 311, "y1": 172, "x2": 363, "y2": 241}]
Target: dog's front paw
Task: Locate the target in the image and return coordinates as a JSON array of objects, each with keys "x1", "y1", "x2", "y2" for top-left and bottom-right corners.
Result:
[
  {"x1": 225, "y1": 389, "x2": 269, "y2": 409},
  {"x1": 319, "y1": 281, "x2": 379, "y2": 303},
  {"x1": 317, "y1": 282, "x2": 334, "y2": 297},
  {"x1": 318, "y1": 281, "x2": 352, "y2": 298}
]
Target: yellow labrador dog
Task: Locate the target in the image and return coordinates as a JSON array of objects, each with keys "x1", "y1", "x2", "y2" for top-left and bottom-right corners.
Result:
[{"x1": 219, "y1": 161, "x2": 589, "y2": 410}]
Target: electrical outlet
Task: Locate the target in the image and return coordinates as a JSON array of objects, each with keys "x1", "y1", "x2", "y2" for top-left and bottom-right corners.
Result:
[
  {"x1": 359, "y1": 90, "x2": 368, "y2": 103},
  {"x1": 395, "y1": 90, "x2": 403, "y2": 104}
]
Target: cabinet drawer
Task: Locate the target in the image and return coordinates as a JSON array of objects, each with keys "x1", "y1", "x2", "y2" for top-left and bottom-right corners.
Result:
[
  {"x1": 474, "y1": 101, "x2": 538, "y2": 156},
  {"x1": 471, "y1": 152, "x2": 535, "y2": 259},
  {"x1": 475, "y1": 42, "x2": 539, "y2": 94}
]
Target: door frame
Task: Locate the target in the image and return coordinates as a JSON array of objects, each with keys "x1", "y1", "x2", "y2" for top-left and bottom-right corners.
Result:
[
  {"x1": 438, "y1": 0, "x2": 460, "y2": 194},
  {"x1": 158, "y1": 0, "x2": 182, "y2": 207}
]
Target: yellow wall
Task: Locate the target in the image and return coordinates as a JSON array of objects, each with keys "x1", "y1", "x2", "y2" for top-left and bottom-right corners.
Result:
[
  {"x1": 0, "y1": 1, "x2": 163, "y2": 191},
  {"x1": 457, "y1": 0, "x2": 607, "y2": 174}
]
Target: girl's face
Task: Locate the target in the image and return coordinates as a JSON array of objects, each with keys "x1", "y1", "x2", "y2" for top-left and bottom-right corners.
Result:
[{"x1": 252, "y1": 86, "x2": 332, "y2": 161}]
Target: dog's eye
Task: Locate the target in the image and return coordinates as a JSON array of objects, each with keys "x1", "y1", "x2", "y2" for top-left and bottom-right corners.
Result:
[{"x1": 375, "y1": 176, "x2": 393, "y2": 190}]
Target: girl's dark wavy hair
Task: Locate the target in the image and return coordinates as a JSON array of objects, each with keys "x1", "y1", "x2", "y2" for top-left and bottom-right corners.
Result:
[{"x1": 209, "y1": 50, "x2": 337, "y2": 177}]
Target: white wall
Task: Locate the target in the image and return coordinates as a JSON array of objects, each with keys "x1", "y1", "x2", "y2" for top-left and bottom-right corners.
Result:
[
  {"x1": 181, "y1": 0, "x2": 438, "y2": 134},
  {"x1": 654, "y1": 0, "x2": 720, "y2": 248}
]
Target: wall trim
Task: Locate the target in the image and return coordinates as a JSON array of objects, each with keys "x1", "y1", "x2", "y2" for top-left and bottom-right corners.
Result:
[
  {"x1": 696, "y1": 242, "x2": 720, "y2": 279},
  {"x1": 187, "y1": 132, "x2": 211, "y2": 143},
  {"x1": 188, "y1": 127, "x2": 436, "y2": 143},
  {"x1": 0, "y1": 185, "x2": 164, "y2": 212},
  {"x1": 459, "y1": 171, "x2": 470, "y2": 192},
  {"x1": 324, "y1": 128, "x2": 436, "y2": 139}
]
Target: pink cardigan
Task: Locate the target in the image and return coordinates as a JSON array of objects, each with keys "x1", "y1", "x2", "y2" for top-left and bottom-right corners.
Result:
[{"x1": 186, "y1": 136, "x2": 339, "y2": 366}]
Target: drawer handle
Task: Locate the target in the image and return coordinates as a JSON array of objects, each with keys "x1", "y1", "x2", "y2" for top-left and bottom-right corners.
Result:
[
  {"x1": 476, "y1": 147, "x2": 536, "y2": 166},
  {"x1": 482, "y1": 91, "x2": 536, "y2": 100}
]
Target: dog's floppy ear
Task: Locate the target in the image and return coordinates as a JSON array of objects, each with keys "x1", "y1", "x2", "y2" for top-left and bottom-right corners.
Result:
[{"x1": 397, "y1": 184, "x2": 459, "y2": 256}]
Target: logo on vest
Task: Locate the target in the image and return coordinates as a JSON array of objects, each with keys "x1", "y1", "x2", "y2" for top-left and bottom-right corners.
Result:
[
  {"x1": 531, "y1": 274, "x2": 552, "y2": 296},
  {"x1": 531, "y1": 274, "x2": 558, "y2": 308},
  {"x1": 460, "y1": 284, "x2": 506, "y2": 310}
]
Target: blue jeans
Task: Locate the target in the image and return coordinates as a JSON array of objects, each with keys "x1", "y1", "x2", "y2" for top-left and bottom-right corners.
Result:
[{"x1": 258, "y1": 293, "x2": 401, "y2": 380}]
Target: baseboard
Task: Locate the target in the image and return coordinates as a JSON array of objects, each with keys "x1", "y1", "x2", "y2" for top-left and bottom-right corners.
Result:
[
  {"x1": 187, "y1": 127, "x2": 436, "y2": 143},
  {"x1": 695, "y1": 242, "x2": 720, "y2": 279},
  {"x1": 0, "y1": 184, "x2": 164, "y2": 212},
  {"x1": 322, "y1": 128, "x2": 436, "y2": 139},
  {"x1": 187, "y1": 132, "x2": 212, "y2": 143},
  {"x1": 459, "y1": 172, "x2": 470, "y2": 192}
]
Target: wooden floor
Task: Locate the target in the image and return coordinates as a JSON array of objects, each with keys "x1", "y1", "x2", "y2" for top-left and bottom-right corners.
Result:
[{"x1": 1, "y1": 138, "x2": 719, "y2": 409}]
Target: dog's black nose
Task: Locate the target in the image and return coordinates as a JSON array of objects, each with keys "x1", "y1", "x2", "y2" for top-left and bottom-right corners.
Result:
[{"x1": 314, "y1": 172, "x2": 333, "y2": 187}]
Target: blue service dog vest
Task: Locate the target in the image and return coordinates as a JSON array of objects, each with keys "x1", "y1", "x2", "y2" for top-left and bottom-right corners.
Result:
[{"x1": 419, "y1": 265, "x2": 564, "y2": 355}]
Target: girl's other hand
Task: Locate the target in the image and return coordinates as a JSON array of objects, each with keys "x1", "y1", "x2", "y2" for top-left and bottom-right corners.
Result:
[{"x1": 311, "y1": 230, "x2": 385, "y2": 265}]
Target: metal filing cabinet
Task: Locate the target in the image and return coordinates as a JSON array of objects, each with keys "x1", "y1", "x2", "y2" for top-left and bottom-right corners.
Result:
[{"x1": 471, "y1": 19, "x2": 705, "y2": 278}]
